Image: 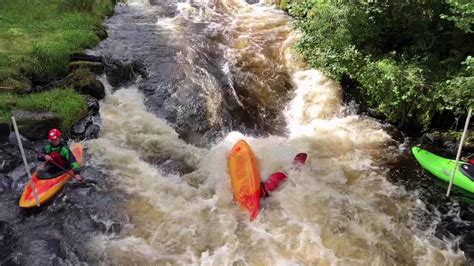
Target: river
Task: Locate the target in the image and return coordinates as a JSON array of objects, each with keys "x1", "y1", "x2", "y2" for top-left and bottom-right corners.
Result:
[{"x1": 0, "y1": 0, "x2": 472, "y2": 265}]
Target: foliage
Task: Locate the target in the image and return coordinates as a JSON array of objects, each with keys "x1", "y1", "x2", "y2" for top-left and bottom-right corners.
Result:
[
  {"x1": 285, "y1": 0, "x2": 473, "y2": 129},
  {"x1": 441, "y1": 1, "x2": 474, "y2": 33}
]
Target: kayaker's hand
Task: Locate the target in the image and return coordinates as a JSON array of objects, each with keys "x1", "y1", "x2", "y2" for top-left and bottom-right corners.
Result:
[
  {"x1": 44, "y1": 155, "x2": 52, "y2": 162},
  {"x1": 73, "y1": 174, "x2": 83, "y2": 181}
]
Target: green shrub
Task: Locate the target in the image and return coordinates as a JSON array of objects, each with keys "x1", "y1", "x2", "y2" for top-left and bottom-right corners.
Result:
[{"x1": 285, "y1": 0, "x2": 473, "y2": 129}]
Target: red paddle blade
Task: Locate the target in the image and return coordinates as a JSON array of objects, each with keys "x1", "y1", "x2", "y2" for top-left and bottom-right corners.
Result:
[{"x1": 292, "y1": 153, "x2": 307, "y2": 167}]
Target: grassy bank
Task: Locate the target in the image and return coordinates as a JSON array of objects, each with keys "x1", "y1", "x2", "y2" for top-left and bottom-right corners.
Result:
[
  {"x1": 0, "y1": 88, "x2": 87, "y2": 131},
  {"x1": 0, "y1": 0, "x2": 115, "y2": 87},
  {"x1": 0, "y1": 0, "x2": 115, "y2": 134},
  {"x1": 282, "y1": 1, "x2": 473, "y2": 129}
]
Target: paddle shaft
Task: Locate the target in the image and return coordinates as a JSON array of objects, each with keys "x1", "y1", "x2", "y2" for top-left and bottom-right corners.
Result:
[
  {"x1": 446, "y1": 108, "x2": 472, "y2": 197},
  {"x1": 11, "y1": 117, "x2": 40, "y2": 207}
]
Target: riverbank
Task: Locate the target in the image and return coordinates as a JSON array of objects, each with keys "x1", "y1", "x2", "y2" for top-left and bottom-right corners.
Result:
[
  {"x1": 280, "y1": 1, "x2": 473, "y2": 133},
  {"x1": 0, "y1": 0, "x2": 116, "y2": 136}
]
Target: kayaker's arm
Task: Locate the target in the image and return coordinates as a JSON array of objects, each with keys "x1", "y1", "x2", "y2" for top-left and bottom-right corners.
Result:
[{"x1": 60, "y1": 147, "x2": 81, "y2": 175}]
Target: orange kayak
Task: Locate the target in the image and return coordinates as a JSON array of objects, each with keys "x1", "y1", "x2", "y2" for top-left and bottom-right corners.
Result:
[
  {"x1": 228, "y1": 140, "x2": 261, "y2": 220},
  {"x1": 19, "y1": 143, "x2": 84, "y2": 208}
]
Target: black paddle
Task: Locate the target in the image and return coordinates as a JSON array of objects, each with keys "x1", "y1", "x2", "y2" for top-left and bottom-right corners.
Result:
[{"x1": 8, "y1": 132, "x2": 102, "y2": 191}]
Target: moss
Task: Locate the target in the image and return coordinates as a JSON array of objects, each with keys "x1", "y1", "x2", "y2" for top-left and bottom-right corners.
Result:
[
  {"x1": 64, "y1": 67, "x2": 105, "y2": 99},
  {"x1": 68, "y1": 61, "x2": 104, "y2": 74},
  {"x1": 279, "y1": 0, "x2": 289, "y2": 11}
]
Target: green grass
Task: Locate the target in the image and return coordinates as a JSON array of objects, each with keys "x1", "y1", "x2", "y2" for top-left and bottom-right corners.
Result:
[
  {"x1": 0, "y1": 0, "x2": 116, "y2": 87},
  {"x1": 0, "y1": 88, "x2": 87, "y2": 131}
]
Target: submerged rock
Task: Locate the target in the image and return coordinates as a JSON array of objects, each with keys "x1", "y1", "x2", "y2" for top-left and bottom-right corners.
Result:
[{"x1": 103, "y1": 57, "x2": 147, "y2": 88}]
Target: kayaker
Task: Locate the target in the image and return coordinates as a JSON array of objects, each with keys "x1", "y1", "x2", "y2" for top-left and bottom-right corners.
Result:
[
  {"x1": 467, "y1": 155, "x2": 474, "y2": 165},
  {"x1": 260, "y1": 153, "x2": 307, "y2": 198},
  {"x1": 37, "y1": 129, "x2": 82, "y2": 181}
]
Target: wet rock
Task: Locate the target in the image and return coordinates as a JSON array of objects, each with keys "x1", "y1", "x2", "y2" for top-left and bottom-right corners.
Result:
[
  {"x1": 0, "y1": 121, "x2": 10, "y2": 139},
  {"x1": 0, "y1": 221, "x2": 15, "y2": 261},
  {"x1": 164, "y1": 87, "x2": 211, "y2": 145},
  {"x1": 68, "y1": 61, "x2": 104, "y2": 75},
  {"x1": 71, "y1": 116, "x2": 92, "y2": 136},
  {"x1": 0, "y1": 173, "x2": 11, "y2": 192},
  {"x1": 0, "y1": 151, "x2": 20, "y2": 174},
  {"x1": 159, "y1": 158, "x2": 194, "y2": 176},
  {"x1": 422, "y1": 130, "x2": 474, "y2": 153},
  {"x1": 84, "y1": 123, "x2": 100, "y2": 139},
  {"x1": 367, "y1": 108, "x2": 386, "y2": 121},
  {"x1": 6, "y1": 163, "x2": 35, "y2": 181},
  {"x1": 94, "y1": 27, "x2": 108, "y2": 40},
  {"x1": 11, "y1": 109, "x2": 61, "y2": 140},
  {"x1": 0, "y1": 86, "x2": 15, "y2": 93},
  {"x1": 65, "y1": 68, "x2": 105, "y2": 100},
  {"x1": 104, "y1": 57, "x2": 147, "y2": 87},
  {"x1": 17, "y1": 235, "x2": 66, "y2": 265},
  {"x1": 85, "y1": 95, "x2": 100, "y2": 114}
]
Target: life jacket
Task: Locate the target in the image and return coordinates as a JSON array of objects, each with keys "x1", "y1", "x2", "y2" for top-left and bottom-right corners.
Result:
[{"x1": 46, "y1": 143, "x2": 68, "y2": 169}]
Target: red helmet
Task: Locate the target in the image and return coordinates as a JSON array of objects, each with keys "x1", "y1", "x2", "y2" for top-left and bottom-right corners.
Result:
[{"x1": 48, "y1": 128, "x2": 61, "y2": 140}]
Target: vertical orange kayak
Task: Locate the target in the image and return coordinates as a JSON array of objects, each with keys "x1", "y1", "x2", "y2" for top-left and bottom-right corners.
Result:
[
  {"x1": 19, "y1": 143, "x2": 84, "y2": 208},
  {"x1": 228, "y1": 140, "x2": 260, "y2": 220}
]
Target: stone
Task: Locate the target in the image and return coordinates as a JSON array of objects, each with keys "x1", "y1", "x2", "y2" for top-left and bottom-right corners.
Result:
[
  {"x1": 0, "y1": 151, "x2": 19, "y2": 174},
  {"x1": 71, "y1": 115, "x2": 93, "y2": 136},
  {"x1": 85, "y1": 95, "x2": 100, "y2": 114},
  {"x1": 0, "y1": 86, "x2": 15, "y2": 93},
  {"x1": 95, "y1": 27, "x2": 108, "y2": 40},
  {"x1": 84, "y1": 123, "x2": 100, "y2": 140},
  {"x1": 0, "y1": 173, "x2": 11, "y2": 192},
  {"x1": 71, "y1": 113, "x2": 101, "y2": 140},
  {"x1": 68, "y1": 61, "x2": 104, "y2": 75},
  {"x1": 6, "y1": 163, "x2": 35, "y2": 181},
  {"x1": 65, "y1": 68, "x2": 106, "y2": 100},
  {"x1": 103, "y1": 57, "x2": 147, "y2": 87},
  {"x1": 11, "y1": 109, "x2": 61, "y2": 140}
]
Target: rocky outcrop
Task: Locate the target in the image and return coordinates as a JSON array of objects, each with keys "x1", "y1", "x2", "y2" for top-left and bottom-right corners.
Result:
[
  {"x1": 422, "y1": 130, "x2": 474, "y2": 153},
  {"x1": 71, "y1": 114, "x2": 101, "y2": 140},
  {"x1": 64, "y1": 68, "x2": 105, "y2": 100},
  {"x1": 68, "y1": 61, "x2": 104, "y2": 75},
  {"x1": 0, "y1": 143, "x2": 22, "y2": 174},
  {"x1": 70, "y1": 96, "x2": 101, "y2": 140},
  {"x1": 103, "y1": 57, "x2": 147, "y2": 87},
  {"x1": 11, "y1": 109, "x2": 62, "y2": 140},
  {"x1": 0, "y1": 121, "x2": 9, "y2": 139}
]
